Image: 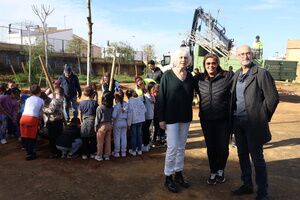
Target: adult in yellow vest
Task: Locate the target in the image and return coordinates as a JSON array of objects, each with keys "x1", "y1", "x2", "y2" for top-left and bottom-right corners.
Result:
[{"x1": 252, "y1": 35, "x2": 263, "y2": 59}]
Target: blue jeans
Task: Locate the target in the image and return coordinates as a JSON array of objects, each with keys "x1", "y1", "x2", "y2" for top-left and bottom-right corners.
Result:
[
  {"x1": 63, "y1": 96, "x2": 78, "y2": 120},
  {"x1": 130, "y1": 122, "x2": 142, "y2": 151},
  {"x1": 0, "y1": 115, "x2": 7, "y2": 140},
  {"x1": 233, "y1": 117, "x2": 268, "y2": 197}
]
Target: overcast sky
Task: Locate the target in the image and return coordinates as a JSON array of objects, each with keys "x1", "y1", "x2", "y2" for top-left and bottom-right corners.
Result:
[{"x1": 0, "y1": 0, "x2": 299, "y2": 59}]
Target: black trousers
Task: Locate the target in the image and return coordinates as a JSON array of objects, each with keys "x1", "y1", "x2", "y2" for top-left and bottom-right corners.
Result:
[
  {"x1": 200, "y1": 119, "x2": 230, "y2": 173},
  {"x1": 47, "y1": 120, "x2": 63, "y2": 154},
  {"x1": 153, "y1": 117, "x2": 165, "y2": 142},
  {"x1": 23, "y1": 137, "x2": 37, "y2": 158},
  {"x1": 82, "y1": 136, "x2": 96, "y2": 156},
  {"x1": 142, "y1": 119, "x2": 152, "y2": 146}
]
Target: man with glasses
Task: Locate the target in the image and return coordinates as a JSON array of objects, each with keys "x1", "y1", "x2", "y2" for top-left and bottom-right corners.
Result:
[{"x1": 230, "y1": 45, "x2": 279, "y2": 200}]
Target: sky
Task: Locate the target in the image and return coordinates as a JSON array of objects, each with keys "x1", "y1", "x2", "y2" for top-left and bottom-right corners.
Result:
[{"x1": 0, "y1": 0, "x2": 300, "y2": 59}]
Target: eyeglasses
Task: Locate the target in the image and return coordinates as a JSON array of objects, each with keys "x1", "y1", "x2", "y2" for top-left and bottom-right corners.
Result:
[
  {"x1": 238, "y1": 52, "x2": 251, "y2": 57},
  {"x1": 205, "y1": 62, "x2": 217, "y2": 65}
]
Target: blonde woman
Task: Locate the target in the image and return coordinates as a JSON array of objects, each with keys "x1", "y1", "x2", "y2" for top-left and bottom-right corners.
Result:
[{"x1": 159, "y1": 47, "x2": 195, "y2": 193}]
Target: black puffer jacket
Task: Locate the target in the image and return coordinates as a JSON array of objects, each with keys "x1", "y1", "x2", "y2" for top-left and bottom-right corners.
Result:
[{"x1": 196, "y1": 70, "x2": 234, "y2": 121}]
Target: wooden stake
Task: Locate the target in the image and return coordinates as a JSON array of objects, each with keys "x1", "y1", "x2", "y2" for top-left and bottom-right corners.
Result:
[
  {"x1": 9, "y1": 64, "x2": 17, "y2": 78},
  {"x1": 39, "y1": 55, "x2": 54, "y2": 94},
  {"x1": 109, "y1": 54, "x2": 116, "y2": 91},
  {"x1": 21, "y1": 62, "x2": 27, "y2": 74}
]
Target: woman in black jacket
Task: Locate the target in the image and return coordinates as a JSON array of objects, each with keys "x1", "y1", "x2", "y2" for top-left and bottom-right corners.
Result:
[{"x1": 196, "y1": 53, "x2": 234, "y2": 185}]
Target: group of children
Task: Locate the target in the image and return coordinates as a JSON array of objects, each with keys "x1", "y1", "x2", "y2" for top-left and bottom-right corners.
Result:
[{"x1": 0, "y1": 78, "x2": 165, "y2": 162}]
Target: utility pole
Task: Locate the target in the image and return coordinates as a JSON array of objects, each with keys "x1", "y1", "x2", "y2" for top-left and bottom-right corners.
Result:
[{"x1": 86, "y1": 0, "x2": 93, "y2": 86}]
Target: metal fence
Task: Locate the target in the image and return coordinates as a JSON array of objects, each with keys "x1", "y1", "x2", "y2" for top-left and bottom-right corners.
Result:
[{"x1": 0, "y1": 25, "x2": 145, "y2": 62}]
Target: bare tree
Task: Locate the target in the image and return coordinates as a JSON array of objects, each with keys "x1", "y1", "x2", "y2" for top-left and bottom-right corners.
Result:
[
  {"x1": 142, "y1": 44, "x2": 155, "y2": 62},
  {"x1": 86, "y1": 0, "x2": 93, "y2": 85},
  {"x1": 32, "y1": 4, "x2": 54, "y2": 72}
]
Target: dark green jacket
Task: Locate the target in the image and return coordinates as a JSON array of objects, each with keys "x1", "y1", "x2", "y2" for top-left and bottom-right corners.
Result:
[{"x1": 158, "y1": 70, "x2": 195, "y2": 124}]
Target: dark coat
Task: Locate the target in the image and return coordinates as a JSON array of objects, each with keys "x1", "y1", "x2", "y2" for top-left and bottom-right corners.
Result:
[
  {"x1": 146, "y1": 67, "x2": 163, "y2": 84},
  {"x1": 230, "y1": 64, "x2": 279, "y2": 145},
  {"x1": 56, "y1": 125, "x2": 81, "y2": 148},
  {"x1": 58, "y1": 73, "x2": 82, "y2": 99},
  {"x1": 197, "y1": 70, "x2": 234, "y2": 121}
]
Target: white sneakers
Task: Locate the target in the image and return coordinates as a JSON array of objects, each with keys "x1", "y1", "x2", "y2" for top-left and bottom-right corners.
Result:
[
  {"x1": 94, "y1": 155, "x2": 110, "y2": 161},
  {"x1": 128, "y1": 149, "x2": 137, "y2": 156},
  {"x1": 128, "y1": 149, "x2": 143, "y2": 156},
  {"x1": 142, "y1": 144, "x2": 150, "y2": 152},
  {"x1": 1, "y1": 139, "x2": 7, "y2": 144},
  {"x1": 113, "y1": 152, "x2": 120, "y2": 158},
  {"x1": 121, "y1": 152, "x2": 126, "y2": 157},
  {"x1": 94, "y1": 155, "x2": 103, "y2": 161}
]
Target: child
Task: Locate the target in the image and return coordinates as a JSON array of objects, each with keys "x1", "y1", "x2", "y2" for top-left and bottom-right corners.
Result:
[
  {"x1": 94, "y1": 91, "x2": 113, "y2": 161},
  {"x1": 0, "y1": 87, "x2": 20, "y2": 140},
  {"x1": 152, "y1": 84, "x2": 166, "y2": 146},
  {"x1": 78, "y1": 86, "x2": 98, "y2": 159},
  {"x1": 112, "y1": 90, "x2": 128, "y2": 157},
  {"x1": 91, "y1": 83, "x2": 99, "y2": 104},
  {"x1": 126, "y1": 89, "x2": 146, "y2": 156},
  {"x1": 4, "y1": 81, "x2": 17, "y2": 95},
  {"x1": 100, "y1": 72, "x2": 120, "y2": 94},
  {"x1": 0, "y1": 83, "x2": 7, "y2": 144},
  {"x1": 142, "y1": 83, "x2": 155, "y2": 152},
  {"x1": 134, "y1": 76, "x2": 146, "y2": 97},
  {"x1": 20, "y1": 85, "x2": 44, "y2": 160},
  {"x1": 43, "y1": 86, "x2": 65, "y2": 158},
  {"x1": 56, "y1": 117, "x2": 82, "y2": 159}
]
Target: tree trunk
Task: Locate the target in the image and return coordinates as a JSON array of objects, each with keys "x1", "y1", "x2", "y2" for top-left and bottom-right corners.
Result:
[
  {"x1": 86, "y1": 0, "x2": 93, "y2": 86},
  {"x1": 77, "y1": 56, "x2": 82, "y2": 74},
  {"x1": 109, "y1": 53, "x2": 116, "y2": 91},
  {"x1": 117, "y1": 57, "x2": 121, "y2": 75},
  {"x1": 134, "y1": 62, "x2": 138, "y2": 77}
]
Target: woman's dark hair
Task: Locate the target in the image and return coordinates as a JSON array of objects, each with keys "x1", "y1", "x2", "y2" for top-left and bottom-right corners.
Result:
[
  {"x1": 91, "y1": 83, "x2": 97, "y2": 90},
  {"x1": 146, "y1": 82, "x2": 155, "y2": 93},
  {"x1": 202, "y1": 53, "x2": 223, "y2": 76},
  {"x1": 70, "y1": 117, "x2": 81, "y2": 126},
  {"x1": 101, "y1": 91, "x2": 113, "y2": 108},
  {"x1": 40, "y1": 92, "x2": 51, "y2": 105},
  {"x1": 83, "y1": 86, "x2": 94, "y2": 97},
  {"x1": 134, "y1": 76, "x2": 143, "y2": 83},
  {"x1": 114, "y1": 90, "x2": 124, "y2": 105},
  {"x1": 125, "y1": 89, "x2": 136, "y2": 99},
  {"x1": 54, "y1": 86, "x2": 64, "y2": 96},
  {"x1": 30, "y1": 84, "x2": 41, "y2": 95}
]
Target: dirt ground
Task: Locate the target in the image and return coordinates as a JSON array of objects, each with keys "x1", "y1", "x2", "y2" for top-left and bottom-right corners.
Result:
[{"x1": 0, "y1": 83, "x2": 299, "y2": 200}]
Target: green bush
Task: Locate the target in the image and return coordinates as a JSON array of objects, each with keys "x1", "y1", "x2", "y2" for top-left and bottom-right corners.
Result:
[{"x1": 115, "y1": 74, "x2": 135, "y2": 83}]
